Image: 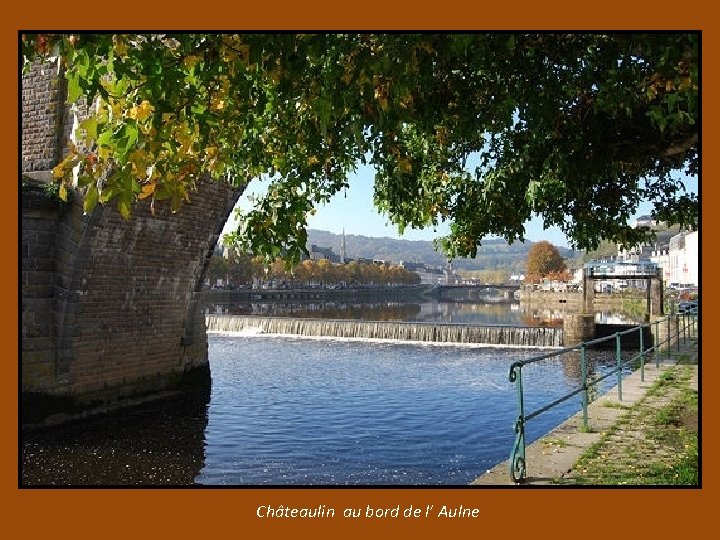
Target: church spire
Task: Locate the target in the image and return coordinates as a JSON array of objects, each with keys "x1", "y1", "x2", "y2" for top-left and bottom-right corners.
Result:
[{"x1": 340, "y1": 228, "x2": 346, "y2": 264}]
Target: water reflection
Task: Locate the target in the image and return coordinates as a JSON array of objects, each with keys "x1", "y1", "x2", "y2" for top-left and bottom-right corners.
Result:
[
  {"x1": 594, "y1": 310, "x2": 645, "y2": 324},
  {"x1": 21, "y1": 390, "x2": 209, "y2": 486},
  {"x1": 204, "y1": 300, "x2": 643, "y2": 328},
  {"x1": 205, "y1": 301, "x2": 646, "y2": 328},
  {"x1": 205, "y1": 301, "x2": 538, "y2": 326},
  {"x1": 559, "y1": 349, "x2": 611, "y2": 383},
  {"x1": 205, "y1": 301, "x2": 422, "y2": 321}
]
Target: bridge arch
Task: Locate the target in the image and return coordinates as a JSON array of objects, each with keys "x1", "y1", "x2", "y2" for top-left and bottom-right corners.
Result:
[{"x1": 22, "y1": 61, "x2": 242, "y2": 424}]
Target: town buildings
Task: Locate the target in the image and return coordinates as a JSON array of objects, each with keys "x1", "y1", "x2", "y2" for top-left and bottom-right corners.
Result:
[{"x1": 616, "y1": 216, "x2": 699, "y2": 288}]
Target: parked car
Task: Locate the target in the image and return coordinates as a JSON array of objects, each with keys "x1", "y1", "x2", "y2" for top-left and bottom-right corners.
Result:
[{"x1": 678, "y1": 301, "x2": 698, "y2": 314}]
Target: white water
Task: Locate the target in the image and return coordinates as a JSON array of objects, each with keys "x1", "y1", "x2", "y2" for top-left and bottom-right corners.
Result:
[{"x1": 206, "y1": 315, "x2": 564, "y2": 348}]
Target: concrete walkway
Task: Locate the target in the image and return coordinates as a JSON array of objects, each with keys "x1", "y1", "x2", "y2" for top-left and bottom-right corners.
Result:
[{"x1": 472, "y1": 337, "x2": 699, "y2": 486}]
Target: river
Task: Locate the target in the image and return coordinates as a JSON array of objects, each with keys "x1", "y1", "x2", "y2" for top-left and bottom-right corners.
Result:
[{"x1": 21, "y1": 301, "x2": 636, "y2": 486}]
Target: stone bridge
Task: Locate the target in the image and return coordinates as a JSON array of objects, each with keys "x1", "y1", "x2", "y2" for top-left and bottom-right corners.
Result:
[
  {"x1": 432, "y1": 284, "x2": 520, "y2": 303},
  {"x1": 21, "y1": 61, "x2": 242, "y2": 424}
]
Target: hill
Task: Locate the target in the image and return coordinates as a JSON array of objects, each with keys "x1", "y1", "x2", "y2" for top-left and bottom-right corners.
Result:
[{"x1": 306, "y1": 230, "x2": 577, "y2": 272}]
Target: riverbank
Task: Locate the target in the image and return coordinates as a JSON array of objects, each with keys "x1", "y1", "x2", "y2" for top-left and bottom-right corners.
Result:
[
  {"x1": 201, "y1": 284, "x2": 434, "y2": 304},
  {"x1": 472, "y1": 336, "x2": 699, "y2": 486}
]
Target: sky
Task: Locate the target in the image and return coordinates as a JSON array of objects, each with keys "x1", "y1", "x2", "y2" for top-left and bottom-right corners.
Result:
[{"x1": 223, "y1": 164, "x2": 698, "y2": 250}]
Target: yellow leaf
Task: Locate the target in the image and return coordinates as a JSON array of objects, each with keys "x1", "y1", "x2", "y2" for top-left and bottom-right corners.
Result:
[
  {"x1": 129, "y1": 148, "x2": 147, "y2": 166},
  {"x1": 174, "y1": 123, "x2": 199, "y2": 156},
  {"x1": 184, "y1": 54, "x2": 201, "y2": 69},
  {"x1": 110, "y1": 100, "x2": 124, "y2": 120},
  {"x1": 398, "y1": 157, "x2": 412, "y2": 173},
  {"x1": 59, "y1": 183, "x2": 68, "y2": 202},
  {"x1": 138, "y1": 182, "x2": 156, "y2": 200},
  {"x1": 307, "y1": 155, "x2": 319, "y2": 166},
  {"x1": 52, "y1": 162, "x2": 65, "y2": 179},
  {"x1": 98, "y1": 145, "x2": 111, "y2": 160},
  {"x1": 52, "y1": 152, "x2": 76, "y2": 179},
  {"x1": 113, "y1": 36, "x2": 129, "y2": 58},
  {"x1": 129, "y1": 100, "x2": 154, "y2": 122},
  {"x1": 237, "y1": 44, "x2": 250, "y2": 65}
]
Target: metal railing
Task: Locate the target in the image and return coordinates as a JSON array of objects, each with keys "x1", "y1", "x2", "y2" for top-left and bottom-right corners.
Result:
[{"x1": 508, "y1": 307, "x2": 699, "y2": 483}]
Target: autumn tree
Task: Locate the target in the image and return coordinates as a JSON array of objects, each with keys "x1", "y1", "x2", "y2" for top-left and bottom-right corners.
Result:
[
  {"x1": 23, "y1": 33, "x2": 698, "y2": 262},
  {"x1": 525, "y1": 241, "x2": 567, "y2": 281}
]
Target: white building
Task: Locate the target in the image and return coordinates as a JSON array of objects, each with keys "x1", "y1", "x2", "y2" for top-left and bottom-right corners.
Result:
[
  {"x1": 666, "y1": 231, "x2": 699, "y2": 286},
  {"x1": 617, "y1": 217, "x2": 698, "y2": 288},
  {"x1": 650, "y1": 248, "x2": 670, "y2": 284}
]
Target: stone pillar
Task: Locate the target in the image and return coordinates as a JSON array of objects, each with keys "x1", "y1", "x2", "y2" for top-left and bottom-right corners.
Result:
[
  {"x1": 21, "y1": 180, "x2": 63, "y2": 394},
  {"x1": 582, "y1": 271, "x2": 595, "y2": 312},
  {"x1": 563, "y1": 313, "x2": 596, "y2": 346},
  {"x1": 651, "y1": 273, "x2": 664, "y2": 316},
  {"x1": 650, "y1": 314, "x2": 678, "y2": 351},
  {"x1": 22, "y1": 176, "x2": 242, "y2": 426}
]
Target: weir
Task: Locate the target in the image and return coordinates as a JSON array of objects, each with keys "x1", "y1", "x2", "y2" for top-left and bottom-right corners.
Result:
[{"x1": 206, "y1": 315, "x2": 563, "y2": 348}]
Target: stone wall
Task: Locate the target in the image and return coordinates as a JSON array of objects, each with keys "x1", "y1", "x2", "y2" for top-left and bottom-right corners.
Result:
[
  {"x1": 21, "y1": 183, "x2": 62, "y2": 392},
  {"x1": 22, "y1": 176, "x2": 241, "y2": 424},
  {"x1": 21, "y1": 60, "x2": 65, "y2": 172},
  {"x1": 563, "y1": 314, "x2": 596, "y2": 346},
  {"x1": 21, "y1": 60, "x2": 243, "y2": 424},
  {"x1": 519, "y1": 288, "x2": 663, "y2": 315},
  {"x1": 22, "y1": 175, "x2": 239, "y2": 424}
]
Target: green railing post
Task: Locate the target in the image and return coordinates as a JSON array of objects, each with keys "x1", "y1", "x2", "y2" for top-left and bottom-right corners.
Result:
[
  {"x1": 655, "y1": 320, "x2": 660, "y2": 368},
  {"x1": 509, "y1": 363, "x2": 526, "y2": 483},
  {"x1": 581, "y1": 344, "x2": 589, "y2": 431},
  {"x1": 677, "y1": 314, "x2": 681, "y2": 351},
  {"x1": 666, "y1": 315, "x2": 671, "y2": 360},
  {"x1": 615, "y1": 333, "x2": 623, "y2": 401},
  {"x1": 683, "y1": 313, "x2": 687, "y2": 343},
  {"x1": 639, "y1": 325, "x2": 645, "y2": 382},
  {"x1": 691, "y1": 313, "x2": 696, "y2": 337}
]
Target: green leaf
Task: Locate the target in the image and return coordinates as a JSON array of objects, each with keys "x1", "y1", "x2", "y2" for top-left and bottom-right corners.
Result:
[
  {"x1": 83, "y1": 185, "x2": 99, "y2": 213},
  {"x1": 77, "y1": 174, "x2": 94, "y2": 188},
  {"x1": 118, "y1": 197, "x2": 131, "y2": 219},
  {"x1": 97, "y1": 128, "x2": 115, "y2": 148},
  {"x1": 79, "y1": 117, "x2": 98, "y2": 147},
  {"x1": 66, "y1": 71, "x2": 82, "y2": 103}
]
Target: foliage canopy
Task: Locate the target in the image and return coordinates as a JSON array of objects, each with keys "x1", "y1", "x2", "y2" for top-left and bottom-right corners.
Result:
[{"x1": 23, "y1": 33, "x2": 699, "y2": 262}]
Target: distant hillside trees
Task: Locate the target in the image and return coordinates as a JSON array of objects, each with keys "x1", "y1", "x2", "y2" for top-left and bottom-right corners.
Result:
[
  {"x1": 306, "y1": 229, "x2": 575, "y2": 272},
  {"x1": 205, "y1": 254, "x2": 420, "y2": 287},
  {"x1": 577, "y1": 240, "x2": 619, "y2": 265}
]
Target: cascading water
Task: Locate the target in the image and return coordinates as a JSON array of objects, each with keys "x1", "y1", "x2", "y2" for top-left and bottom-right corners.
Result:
[{"x1": 206, "y1": 315, "x2": 563, "y2": 348}]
